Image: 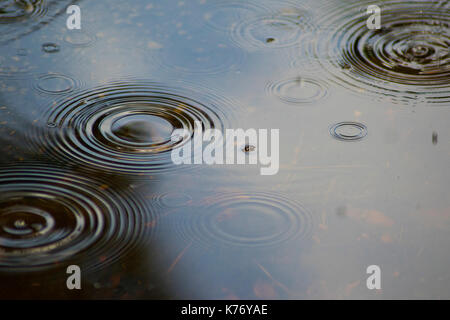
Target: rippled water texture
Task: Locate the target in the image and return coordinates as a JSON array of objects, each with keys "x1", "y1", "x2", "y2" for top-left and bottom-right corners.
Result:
[
  {"x1": 330, "y1": 122, "x2": 368, "y2": 141},
  {"x1": 33, "y1": 73, "x2": 80, "y2": 95},
  {"x1": 267, "y1": 77, "x2": 329, "y2": 104},
  {"x1": 166, "y1": 192, "x2": 314, "y2": 249},
  {"x1": 311, "y1": 0, "x2": 450, "y2": 103},
  {"x1": 231, "y1": 4, "x2": 313, "y2": 50},
  {"x1": 0, "y1": 165, "x2": 153, "y2": 271},
  {"x1": 0, "y1": 0, "x2": 449, "y2": 300},
  {"x1": 33, "y1": 80, "x2": 234, "y2": 174},
  {"x1": 0, "y1": 0, "x2": 74, "y2": 44}
]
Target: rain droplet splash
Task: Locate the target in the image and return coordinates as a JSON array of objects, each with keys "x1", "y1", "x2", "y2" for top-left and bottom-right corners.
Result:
[
  {"x1": 0, "y1": 0, "x2": 45, "y2": 22},
  {"x1": 0, "y1": 0, "x2": 72, "y2": 44},
  {"x1": 34, "y1": 80, "x2": 234, "y2": 174},
  {"x1": 41, "y1": 42, "x2": 60, "y2": 53},
  {"x1": 231, "y1": 5, "x2": 313, "y2": 50},
  {"x1": 267, "y1": 77, "x2": 329, "y2": 104},
  {"x1": 0, "y1": 165, "x2": 154, "y2": 272},
  {"x1": 312, "y1": 0, "x2": 450, "y2": 103},
  {"x1": 169, "y1": 192, "x2": 314, "y2": 249},
  {"x1": 330, "y1": 122, "x2": 368, "y2": 141}
]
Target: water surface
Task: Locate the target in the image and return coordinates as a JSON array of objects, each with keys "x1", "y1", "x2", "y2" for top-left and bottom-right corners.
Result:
[{"x1": 0, "y1": 0, "x2": 449, "y2": 299}]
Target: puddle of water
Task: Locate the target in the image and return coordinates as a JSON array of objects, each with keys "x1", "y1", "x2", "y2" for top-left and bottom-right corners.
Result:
[{"x1": 0, "y1": 0, "x2": 449, "y2": 300}]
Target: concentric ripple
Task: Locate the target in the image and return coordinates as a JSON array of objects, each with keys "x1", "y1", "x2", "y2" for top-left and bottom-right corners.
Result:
[
  {"x1": 267, "y1": 77, "x2": 329, "y2": 104},
  {"x1": 150, "y1": 192, "x2": 193, "y2": 209},
  {"x1": 34, "y1": 80, "x2": 234, "y2": 174},
  {"x1": 203, "y1": 0, "x2": 269, "y2": 33},
  {"x1": 231, "y1": 5, "x2": 313, "y2": 50},
  {"x1": 330, "y1": 122, "x2": 368, "y2": 141},
  {"x1": 0, "y1": 0, "x2": 45, "y2": 22},
  {"x1": 313, "y1": 0, "x2": 450, "y2": 103},
  {"x1": 0, "y1": 52, "x2": 35, "y2": 79},
  {"x1": 0, "y1": 0, "x2": 73, "y2": 44},
  {"x1": 0, "y1": 165, "x2": 153, "y2": 271},
  {"x1": 171, "y1": 192, "x2": 314, "y2": 248},
  {"x1": 33, "y1": 73, "x2": 81, "y2": 95}
]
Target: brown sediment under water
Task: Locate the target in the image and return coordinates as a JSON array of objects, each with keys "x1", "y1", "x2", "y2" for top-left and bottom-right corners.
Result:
[{"x1": 0, "y1": 0, "x2": 449, "y2": 299}]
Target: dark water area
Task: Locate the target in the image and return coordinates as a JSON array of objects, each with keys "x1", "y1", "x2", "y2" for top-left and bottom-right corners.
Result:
[{"x1": 0, "y1": 0, "x2": 449, "y2": 299}]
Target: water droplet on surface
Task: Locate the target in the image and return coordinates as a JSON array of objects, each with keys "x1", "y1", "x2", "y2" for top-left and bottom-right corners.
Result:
[{"x1": 41, "y1": 42, "x2": 60, "y2": 53}]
